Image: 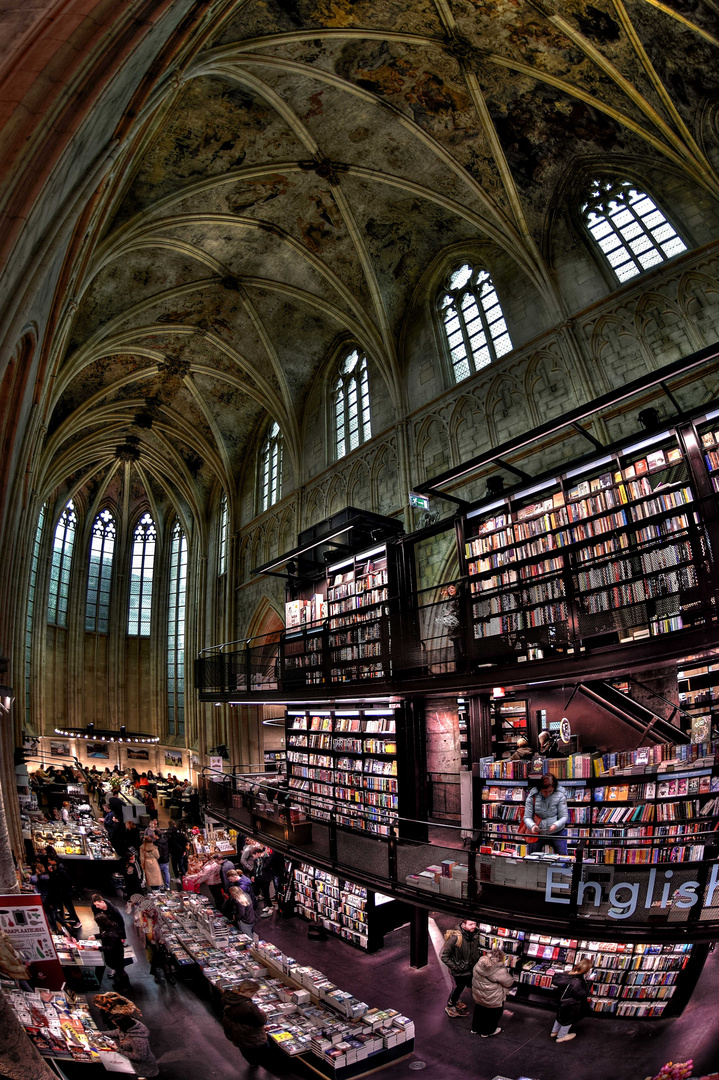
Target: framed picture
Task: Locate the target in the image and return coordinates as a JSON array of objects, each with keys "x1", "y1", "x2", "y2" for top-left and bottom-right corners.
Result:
[
  {"x1": 86, "y1": 742, "x2": 109, "y2": 759},
  {"x1": 126, "y1": 748, "x2": 149, "y2": 761},
  {"x1": 165, "y1": 750, "x2": 182, "y2": 767},
  {"x1": 49, "y1": 741, "x2": 71, "y2": 758}
]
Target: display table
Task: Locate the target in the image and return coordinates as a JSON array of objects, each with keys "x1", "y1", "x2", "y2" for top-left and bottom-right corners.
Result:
[
  {"x1": 2, "y1": 985, "x2": 132, "y2": 1069},
  {"x1": 132, "y1": 893, "x2": 414, "y2": 1078}
]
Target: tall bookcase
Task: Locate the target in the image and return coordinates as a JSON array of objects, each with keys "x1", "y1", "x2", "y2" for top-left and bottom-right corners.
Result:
[
  {"x1": 463, "y1": 427, "x2": 707, "y2": 659},
  {"x1": 286, "y1": 705, "x2": 399, "y2": 836},
  {"x1": 293, "y1": 863, "x2": 407, "y2": 951},
  {"x1": 476, "y1": 923, "x2": 705, "y2": 1018},
  {"x1": 280, "y1": 542, "x2": 397, "y2": 688}
]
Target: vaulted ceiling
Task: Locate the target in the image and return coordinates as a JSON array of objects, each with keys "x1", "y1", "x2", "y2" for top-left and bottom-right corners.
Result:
[{"x1": 38, "y1": 0, "x2": 719, "y2": 528}]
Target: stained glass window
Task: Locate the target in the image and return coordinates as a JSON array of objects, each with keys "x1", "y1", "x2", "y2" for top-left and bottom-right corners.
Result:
[
  {"x1": 261, "y1": 421, "x2": 282, "y2": 511},
  {"x1": 47, "y1": 500, "x2": 77, "y2": 627},
  {"x1": 582, "y1": 178, "x2": 686, "y2": 283},
  {"x1": 167, "y1": 521, "x2": 187, "y2": 737},
  {"x1": 85, "y1": 509, "x2": 116, "y2": 633},
  {"x1": 335, "y1": 349, "x2": 371, "y2": 459},
  {"x1": 438, "y1": 264, "x2": 513, "y2": 383},
  {"x1": 128, "y1": 512, "x2": 156, "y2": 636},
  {"x1": 25, "y1": 505, "x2": 45, "y2": 727}
]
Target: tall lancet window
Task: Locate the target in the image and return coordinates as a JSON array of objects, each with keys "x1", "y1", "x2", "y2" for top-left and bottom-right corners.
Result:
[
  {"x1": 47, "y1": 500, "x2": 77, "y2": 627},
  {"x1": 335, "y1": 349, "x2": 371, "y2": 459},
  {"x1": 86, "y1": 509, "x2": 116, "y2": 633},
  {"x1": 167, "y1": 521, "x2": 187, "y2": 737},
  {"x1": 438, "y1": 264, "x2": 513, "y2": 383},
  {"x1": 128, "y1": 512, "x2": 156, "y2": 636},
  {"x1": 261, "y1": 421, "x2": 282, "y2": 511}
]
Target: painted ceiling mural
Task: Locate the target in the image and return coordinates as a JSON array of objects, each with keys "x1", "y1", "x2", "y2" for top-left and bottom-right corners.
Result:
[{"x1": 39, "y1": 0, "x2": 719, "y2": 529}]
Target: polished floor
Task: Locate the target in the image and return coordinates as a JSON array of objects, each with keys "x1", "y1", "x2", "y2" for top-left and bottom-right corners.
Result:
[{"x1": 75, "y1": 893, "x2": 719, "y2": 1080}]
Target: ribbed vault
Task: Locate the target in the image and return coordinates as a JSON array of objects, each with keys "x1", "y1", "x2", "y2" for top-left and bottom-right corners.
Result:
[{"x1": 33, "y1": 0, "x2": 719, "y2": 528}]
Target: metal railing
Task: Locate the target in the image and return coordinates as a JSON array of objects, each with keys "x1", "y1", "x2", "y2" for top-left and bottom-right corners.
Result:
[{"x1": 199, "y1": 771, "x2": 719, "y2": 939}]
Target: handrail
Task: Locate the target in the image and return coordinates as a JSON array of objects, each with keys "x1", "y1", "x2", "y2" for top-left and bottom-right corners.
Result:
[{"x1": 201, "y1": 770, "x2": 717, "y2": 858}]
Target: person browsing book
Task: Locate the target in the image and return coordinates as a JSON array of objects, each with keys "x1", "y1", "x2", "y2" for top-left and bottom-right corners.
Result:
[{"x1": 523, "y1": 773, "x2": 569, "y2": 856}]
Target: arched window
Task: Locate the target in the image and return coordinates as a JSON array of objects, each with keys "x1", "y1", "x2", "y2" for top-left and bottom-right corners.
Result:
[
  {"x1": 128, "y1": 512, "x2": 156, "y2": 636},
  {"x1": 218, "y1": 491, "x2": 228, "y2": 576},
  {"x1": 261, "y1": 421, "x2": 283, "y2": 511},
  {"x1": 47, "y1": 500, "x2": 77, "y2": 627},
  {"x1": 334, "y1": 349, "x2": 371, "y2": 459},
  {"x1": 581, "y1": 178, "x2": 686, "y2": 283},
  {"x1": 25, "y1": 505, "x2": 45, "y2": 727},
  {"x1": 438, "y1": 263, "x2": 513, "y2": 383},
  {"x1": 86, "y1": 509, "x2": 116, "y2": 633},
  {"x1": 167, "y1": 521, "x2": 187, "y2": 737}
]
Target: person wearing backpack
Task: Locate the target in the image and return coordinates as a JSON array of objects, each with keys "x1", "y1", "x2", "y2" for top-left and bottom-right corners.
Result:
[
  {"x1": 440, "y1": 919, "x2": 481, "y2": 1017},
  {"x1": 551, "y1": 958, "x2": 593, "y2": 1043}
]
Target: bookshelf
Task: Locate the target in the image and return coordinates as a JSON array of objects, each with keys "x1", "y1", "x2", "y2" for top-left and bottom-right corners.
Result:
[
  {"x1": 286, "y1": 706, "x2": 399, "y2": 836},
  {"x1": 476, "y1": 923, "x2": 698, "y2": 1018},
  {"x1": 490, "y1": 696, "x2": 528, "y2": 754},
  {"x1": 463, "y1": 429, "x2": 705, "y2": 658},
  {"x1": 327, "y1": 547, "x2": 391, "y2": 683},
  {"x1": 477, "y1": 742, "x2": 719, "y2": 865},
  {"x1": 293, "y1": 863, "x2": 407, "y2": 951},
  {"x1": 280, "y1": 543, "x2": 394, "y2": 687},
  {"x1": 263, "y1": 750, "x2": 286, "y2": 773}
]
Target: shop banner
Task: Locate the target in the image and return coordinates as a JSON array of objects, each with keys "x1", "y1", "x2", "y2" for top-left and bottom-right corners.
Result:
[{"x1": 0, "y1": 894, "x2": 64, "y2": 989}]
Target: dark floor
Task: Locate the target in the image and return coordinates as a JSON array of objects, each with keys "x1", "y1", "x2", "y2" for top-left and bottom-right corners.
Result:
[{"x1": 75, "y1": 893, "x2": 719, "y2": 1080}]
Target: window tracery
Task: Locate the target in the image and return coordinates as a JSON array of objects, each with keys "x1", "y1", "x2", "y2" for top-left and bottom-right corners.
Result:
[
  {"x1": 47, "y1": 500, "x2": 77, "y2": 627},
  {"x1": 128, "y1": 512, "x2": 156, "y2": 636},
  {"x1": 334, "y1": 349, "x2": 371, "y2": 459},
  {"x1": 86, "y1": 509, "x2": 116, "y2": 633},
  {"x1": 168, "y1": 521, "x2": 187, "y2": 737},
  {"x1": 438, "y1": 264, "x2": 513, "y2": 383},
  {"x1": 581, "y1": 178, "x2": 686, "y2": 283},
  {"x1": 261, "y1": 421, "x2": 283, "y2": 511}
]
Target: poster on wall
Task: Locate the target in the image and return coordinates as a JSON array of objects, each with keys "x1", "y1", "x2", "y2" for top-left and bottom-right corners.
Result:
[
  {"x1": 127, "y1": 748, "x2": 149, "y2": 761},
  {"x1": 86, "y1": 742, "x2": 109, "y2": 759},
  {"x1": 190, "y1": 754, "x2": 199, "y2": 768},
  {"x1": 209, "y1": 756, "x2": 224, "y2": 780},
  {"x1": 165, "y1": 750, "x2": 182, "y2": 768},
  {"x1": 0, "y1": 894, "x2": 64, "y2": 989},
  {"x1": 49, "y1": 741, "x2": 71, "y2": 757}
]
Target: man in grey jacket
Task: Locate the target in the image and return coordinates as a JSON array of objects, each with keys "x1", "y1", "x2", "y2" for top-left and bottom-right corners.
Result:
[{"x1": 523, "y1": 773, "x2": 569, "y2": 856}]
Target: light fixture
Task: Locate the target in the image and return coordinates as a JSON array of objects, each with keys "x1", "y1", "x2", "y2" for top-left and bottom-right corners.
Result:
[{"x1": 54, "y1": 723, "x2": 159, "y2": 744}]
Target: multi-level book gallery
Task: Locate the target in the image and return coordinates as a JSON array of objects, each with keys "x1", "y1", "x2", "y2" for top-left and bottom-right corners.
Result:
[{"x1": 191, "y1": 368, "x2": 719, "y2": 1078}]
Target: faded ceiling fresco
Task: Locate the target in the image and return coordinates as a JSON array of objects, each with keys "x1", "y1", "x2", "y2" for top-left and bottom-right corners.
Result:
[{"x1": 39, "y1": 0, "x2": 719, "y2": 528}]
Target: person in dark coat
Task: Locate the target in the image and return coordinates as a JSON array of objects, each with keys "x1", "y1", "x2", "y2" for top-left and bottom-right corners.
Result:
[
  {"x1": 440, "y1": 920, "x2": 481, "y2": 1017},
  {"x1": 91, "y1": 894, "x2": 126, "y2": 933},
  {"x1": 551, "y1": 958, "x2": 592, "y2": 1043},
  {"x1": 46, "y1": 858, "x2": 80, "y2": 925},
  {"x1": 31, "y1": 863, "x2": 62, "y2": 933},
  {"x1": 222, "y1": 980, "x2": 270, "y2": 1067},
  {"x1": 96, "y1": 914, "x2": 130, "y2": 990},
  {"x1": 167, "y1": 822, "x2": 189, "y2": 878},
  {"x1": 122, "y1": 853, "x2": 146, "y2": 908},
  {"x1": 219, "y1": 856, "x2": 237, "y2": 894}
]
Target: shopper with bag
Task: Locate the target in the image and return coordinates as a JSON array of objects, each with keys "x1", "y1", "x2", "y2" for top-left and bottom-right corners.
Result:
[
  {"x1": 551, "y1": 958, "x2": 593, "y2": 1043},
  {"x1": 470, "y1": 947, "x2": 514, "y2": 1037}
]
